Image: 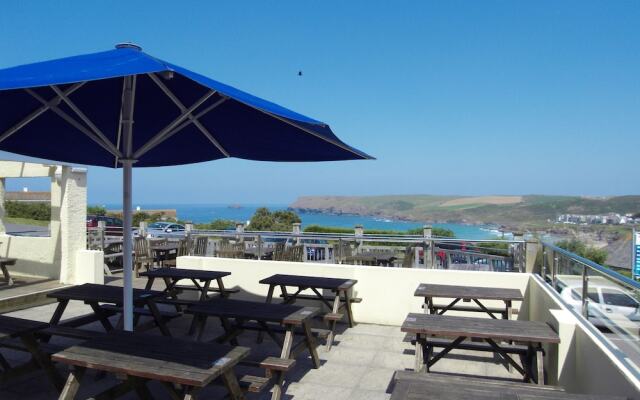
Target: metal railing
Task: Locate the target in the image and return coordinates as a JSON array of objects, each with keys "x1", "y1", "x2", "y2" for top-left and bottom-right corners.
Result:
[{"x1": 540, "y1": 240, "x2": 640, "y2": 378}]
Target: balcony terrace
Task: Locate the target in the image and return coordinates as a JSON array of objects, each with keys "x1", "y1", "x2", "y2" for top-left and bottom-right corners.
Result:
[{"x1": 1, "y1": 252, "x2": 638, "y2": 399}]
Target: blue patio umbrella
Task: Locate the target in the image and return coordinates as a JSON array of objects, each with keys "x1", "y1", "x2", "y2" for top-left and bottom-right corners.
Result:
[{"x1": 0, "y1": 43, "x2": 372, "y2": 330}]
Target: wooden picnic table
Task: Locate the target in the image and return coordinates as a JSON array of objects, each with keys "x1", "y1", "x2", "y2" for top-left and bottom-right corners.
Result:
[
  {"x1": 402, "y1": 313, "x2": 560, "y2": 385},
  {"x1": 346, "y1": 251, "x2": 396, "y2": 266},
  {"x1": 415, "y1": 283, "x2": 524, "y2": 320},
  {"x1": 243, "y1": 246, "x2": 275, "y2": 260},
  {"x1": 0, "y1": 257, "x2": 17, "y2": 286},
  {"x1": 0, "y1": 315, "x2": 64, "y2": 392},
  {"x1": 47, "y1": 283, "x2": 173, "y2": 336},
  {"x1": 52, "y1": 331, "x2": 250, "y2": 400},
  {"x1": 391, "y1": 371, "x2": 626, "y2": 399},
  {"x1": 150, "y1": 242, "x2": 180, "y2": 266},
  {"x1": 187, "y1": 297, "x2": 321, "y2": 400}
]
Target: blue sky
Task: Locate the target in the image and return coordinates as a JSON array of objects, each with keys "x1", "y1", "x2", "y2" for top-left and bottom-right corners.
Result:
[{"x1": 0, "y1": 1, "x2": 638, "y2": 205}]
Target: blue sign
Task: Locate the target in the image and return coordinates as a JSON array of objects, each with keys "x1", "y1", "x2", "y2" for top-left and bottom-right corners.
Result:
[{"x1": 634, "y1": 231, "x2": 640, "y2": 279}]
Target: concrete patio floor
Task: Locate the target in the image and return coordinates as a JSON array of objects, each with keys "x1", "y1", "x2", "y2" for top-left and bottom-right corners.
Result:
[{"x1": 0, "y1": 276, "x2": 521, "y2": 400}]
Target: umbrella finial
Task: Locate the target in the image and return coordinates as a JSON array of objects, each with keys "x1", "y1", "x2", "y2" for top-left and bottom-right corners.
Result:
[{"x1": 115, "y1": 42, "x2": 142, "y2": 51}]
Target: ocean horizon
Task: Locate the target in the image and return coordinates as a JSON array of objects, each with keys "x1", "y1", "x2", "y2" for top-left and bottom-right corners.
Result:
[{"x1": 100, "y1": 203, "x2": 504, "y2": 240}]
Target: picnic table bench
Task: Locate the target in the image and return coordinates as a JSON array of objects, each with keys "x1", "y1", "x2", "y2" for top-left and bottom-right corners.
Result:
[
  {"x1": 415, "y1": 283, "x2": 523, "y2": 320},
  {"x1": 187, "y1": 297, "x2": 322, "y2": 400},
  {"x1": 259, "y1": 274, "x2": 359, "y2": 350},
  {"x1": 47, "y1": 283, "x2": 175, "y2": 336},
  {"x1": 150, "y1": 242, "x2": 180, "y2": 266},
  {"x1": 0, "y1": 257, "x2": 17, "y2": 286},
  {"x1": 52, "y1": 331, "x2": 251, "y2": 400},
  {"x1": 401, "y1": 313, "x2": 560, "y2": 385},
  {"x1": 391, "y1": 371, "x2": 626, "y2": 399},
  {"x1": 0, "y1": 315, "x2": 64, "y2": 392}
]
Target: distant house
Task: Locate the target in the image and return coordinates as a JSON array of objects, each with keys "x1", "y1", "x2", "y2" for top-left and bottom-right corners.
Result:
[{"x1": 5, "y1": 191, "x2": 51, "y2": 203}]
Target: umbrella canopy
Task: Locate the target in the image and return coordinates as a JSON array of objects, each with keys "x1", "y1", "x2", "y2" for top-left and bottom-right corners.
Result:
[{"x1": 0, "y1": 43, "x2": 371, "y2": 330}]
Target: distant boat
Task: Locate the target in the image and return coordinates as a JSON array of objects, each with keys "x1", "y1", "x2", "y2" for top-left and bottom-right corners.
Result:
[{"x1": 228, "y1": 204, "x2": 243, "y2": 209}]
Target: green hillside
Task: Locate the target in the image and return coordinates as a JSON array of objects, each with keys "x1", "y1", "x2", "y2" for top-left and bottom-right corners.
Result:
[{"x1": 289, "y1": 195, "x2": 640, "y2": 227}]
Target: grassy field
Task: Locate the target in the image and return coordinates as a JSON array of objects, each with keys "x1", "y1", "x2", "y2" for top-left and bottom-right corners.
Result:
[
  {"x1": 290, "y1": 195, "x2": 640, "y2": 227},
  {"x1": 4, "y1": 217, "x2": 50, "y2": 227}
]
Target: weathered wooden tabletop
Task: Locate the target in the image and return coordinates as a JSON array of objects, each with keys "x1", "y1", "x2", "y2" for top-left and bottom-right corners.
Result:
[
  {"x1": 414, "y1": 283, "x2": 524, "y2": 301},
  {"x1": 260, "y1": 274, "x2": 357, "y2": 291},
  {"x1": 391, "y1": 376, "x2": 625, "y2": 400},
  {"x1": 149, "y1": 243, "x2": 180, "y2": 251},
  {"x1": 187, "y1": 298, "x2": 319, "y2": 325},
  {"x1": 140, "y1": 268, "x2": 230, "y2": 281},
  {"x1": 0, "y1": 315, "x2": 48, "y2": 340},
  {"x1": 51, "y1": 331, "x2": 249, "y2": 387},
  {"x1": 47, "y1": 283, "x2": 164, "y2": 304},
  {"x1": 401, "y1": 313, "x2": 559, "y2": 344}
]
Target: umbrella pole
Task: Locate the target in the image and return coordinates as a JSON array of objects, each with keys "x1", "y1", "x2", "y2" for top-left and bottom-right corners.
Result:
[
  {"x1": 120, "y1": 75, "x2": 136, "y2": 332},
  {"x1": 122, "y1": 161, "x2": 134, "y2": 331}
]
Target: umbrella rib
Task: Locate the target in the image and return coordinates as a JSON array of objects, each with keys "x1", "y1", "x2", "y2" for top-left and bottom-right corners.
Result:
[
  {"x1": 132, "y1": 90, "x2": 217, "y2": 160},
  {"x1": 50, "y1": 85, "x2": 122, "y2": 158},
  {"x1": 0, "y1": 82, "x2": 85, "y2": 145},
  {"x1": 24, "y1": 89, "x2": 122, "y2": 158},
  {"x1": 147, "y1": 73, "x2": 230, "y2": 157},
  {"x1": 159, "y1": 97, "x2": 227, "y2": 142}
]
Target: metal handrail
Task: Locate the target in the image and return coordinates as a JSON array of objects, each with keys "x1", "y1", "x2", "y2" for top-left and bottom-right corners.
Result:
[{"x1": 541, "y1": 241, "x2": 639, "y2": 290}]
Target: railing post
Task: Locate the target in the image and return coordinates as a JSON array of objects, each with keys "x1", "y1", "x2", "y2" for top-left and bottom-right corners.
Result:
[
  {"x1": 235, "y1": 222, "x2": 244, "y2": 242},
  {"x1": 513, "y1": 232, "x2": 524, "y2": 272},
  {"x1": 423, "y1": 225, "x2": 432, "y2": 268},
  {"x1": 257, "y1": 234, "x2": 262, "y2": 260},
  {"x1": 552, "y1": 251, "x2": 558, "y2": 291},
  {"x1": 292, "y1": 223, "x2": 301, "y2": 245},
  {"x1": 581, "y1": 265, "x2": 589, "y2": 318},
  {"x1": 139, "y1": 221, "x2": 148, "y2": 238},
  {"x1": 97, "y1": 220, "x2": 106, "y2": 250},
  {"x1": 338, "y1": 238, "x2": 343, "y2": 264},
  {"x1": 354, "y1": 225, "x2": 364, "y2": 247},
  {"x1": 542, "y1": 247, "x2": 547, "y2": 279}
]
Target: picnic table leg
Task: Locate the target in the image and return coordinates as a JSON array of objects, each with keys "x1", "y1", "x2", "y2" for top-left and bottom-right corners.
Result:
[
  {"x1": 215, "y1": 277, "x2": 228, "y2": 298},
  {"x1": 89, "y1": 303, "x2": 115, "y2": 331},
  {"x1": 414, "y1": 333, "x2": 424, "y2": 373},
  {"x1": 195, "y1": 314, "x2": 208, "y2": 341},
  {"x1": 21, "y1": 332, "x2": 64, "y2": 392},
  {"x1": 303, "y1": 321, "x2": 321, "y2": 368},
  {"x1": 343, "y1": 289, "x2": 356, "y2": 328},
  {"x1": 186, "y1": 279, "x2": 212, "y2": 335},
  {"x1": 146, "y1": 299, "x2": 172, "y2": 336},
  {"x1": 535, "y1": 343, "x2": 545, "y2": 385},
  {"x1": 505, "y1": 300, "x2": 513, "y2": 320},
  {"x1": 220, "y1": 369, "x2": 245, "y2": 400},
  {"x1": 325, "y1": 294, "x2": 341, "y2": 351},
  {"x1": 1, "y1": 264, "x2": 13, "y2": 286},
  {"x1": 129, "y1": 376, "x2": 153, "y2": 399},
  {"x1": 257, "y1": 284, "x2": 276, "y2": 344},
  {"x1": 144, "y1": 276, "x2": 156, "y2": 290},
  {"x1": 49, "y1": 299, "x2": 70, "y2": 326},
  {"x1": 270, "y1": 325, "x2": 297, "y2": 400},
  {"x1": 58, "y1": 366, "x2": 85, "y2": 400}
]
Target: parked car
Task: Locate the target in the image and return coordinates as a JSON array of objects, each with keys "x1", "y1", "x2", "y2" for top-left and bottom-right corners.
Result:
[
  {"x1": 86, "y1": 215, "x2": 124, "y2": 236},
  {"x1": 558, "y1": 275, "x2": 640, "y2": 334},
  {"x1": 146, "y1": 222, "x2": 187, "y2": 239}
]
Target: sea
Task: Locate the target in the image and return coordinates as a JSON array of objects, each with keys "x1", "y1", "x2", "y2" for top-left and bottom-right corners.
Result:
[{"x1": 102, "y1": 203, "x2": 504, "y2": 240}]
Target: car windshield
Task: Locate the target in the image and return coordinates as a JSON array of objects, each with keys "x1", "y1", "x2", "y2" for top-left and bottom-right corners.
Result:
[
  {"x1": 602, "y1": 288, "x2": 639, "y2": 308},
  {"x1": 148, "y1": 222, "x2": 170, "y2": 229}
]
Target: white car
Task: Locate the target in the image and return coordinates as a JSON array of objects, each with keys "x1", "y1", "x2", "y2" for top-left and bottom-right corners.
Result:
[
  {"x1": 146, "y1": 222, "x2": 187, "y2": 239},
  {"x1": 558, "y1": 275, "x2": 640, "y2": 335}
]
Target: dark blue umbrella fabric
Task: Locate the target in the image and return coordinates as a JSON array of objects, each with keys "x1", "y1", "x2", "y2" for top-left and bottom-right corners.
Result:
[
  {"x1": 0, "y1": 44, "x2": 371, "y2": 331},
  {"x1": 0, "y1": 44, "x2": 372, "y2": 167}
]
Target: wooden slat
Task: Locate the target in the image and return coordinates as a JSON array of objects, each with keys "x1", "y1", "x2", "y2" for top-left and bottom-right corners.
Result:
[
  {"x1": 393, "y1": 371, "x2": 565, "y2": 392},
  {"x1": 390, "y1": 374, "x2": 626, "y2": 399},
  {"x1": 37, "y1": 326, "x2": 104, "y2": 341},
  {"x1": 401, "y1": 313, "x2": 560, "y2": 344},
  {"x1": 415, "y1": 283, "x2": 523, "y2": 301},
  {"x1": 260, "y1": 357, "x2": 296, "y2": 371},
  {"x1": 259, "y1": 274, "x2": 357, "y2": 290},
  {"x1": 0, "y1": 315, "x2": 49, "y2": 340},
  {"x1": 323, "y1": 313, "x2": 344, "y2": 321},
  {"x1": 140, "y1": 268, "x2": 230, "y2": 281},
  {"x1": 239, "y1": 375, "x2": 270, "y2": 393},
  {"x1": 51, "y1": 332, "x2": 249, "y2": 387},
  {"x1": 187, "y1": 298, "x2": 318, "y2": 325}
]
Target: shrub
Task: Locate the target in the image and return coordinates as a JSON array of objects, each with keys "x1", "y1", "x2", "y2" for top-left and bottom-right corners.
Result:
[{"x1": 5, "y1": 201, "x2": 51, "y2": 221}]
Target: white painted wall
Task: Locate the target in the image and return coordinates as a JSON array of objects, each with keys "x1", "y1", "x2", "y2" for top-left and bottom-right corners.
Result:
[{"x1": 0, "y1": 161, "x2": 88, "y2": 284}]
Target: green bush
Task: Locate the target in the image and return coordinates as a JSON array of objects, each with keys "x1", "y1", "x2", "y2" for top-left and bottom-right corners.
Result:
[
  {"x1": 304, "y1": 224, "x2": 455, "y2": 238},
  {"x1": 5, "y1": 201, "x2": 51, "y2": 221},
  {"x1": 87, "y1": 205, "x2": 107, "y2": 216},
  {"x1": 556, "y1": 239, "x2": 608, "y2": 265},
  {"x1": 195, "y1": 219, "x2": 236, "y2": 230},
  {"x1": 248, "y1": 208, "x2": 301, "y2": 231}
]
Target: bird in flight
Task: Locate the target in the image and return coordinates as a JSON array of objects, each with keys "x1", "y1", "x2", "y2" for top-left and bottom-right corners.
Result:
[{"x1": 298, "y1": 70, "x2": 303, "y2": 76}]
